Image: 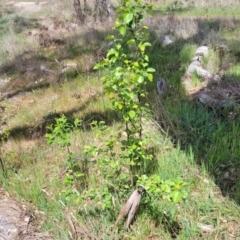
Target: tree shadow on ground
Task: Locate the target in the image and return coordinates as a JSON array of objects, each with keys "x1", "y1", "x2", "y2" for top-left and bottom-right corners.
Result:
[
  {"x1": 0, "y1": 24, "x2": 114, "y2": 99},
  {"x1": 0, "y1": 23, "x2": 116, "y2": 141},
  {"x1": 0, "y1": 91, "x2": 120, "y2": 141}
]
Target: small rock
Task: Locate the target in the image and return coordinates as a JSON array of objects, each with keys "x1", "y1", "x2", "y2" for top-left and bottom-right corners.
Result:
[
  {"x1": 218, "y1": 100, "x2": 234, "y2": 108},
  {"x1": 191, "y1": 55, "x2": 202, "y2": 63},
  {"x1": 160, "y1": 35, "x2": 173, "y2": 45},
  {"x1": 187, "y1": 63, "x2": 212, "y2": 79},
  {"x1": 61, "y1": 62, "x2": 78, "y2": 73},
  {"x1": 216, "y1": 44, "x2": 228, "y2": 53},
  {"x1": 198, "y1": 93, "x2": 217, "y2": 107},
  {"x1": 224, "y1": 171, "x2": 230, "y2": 179},
  {"x1": 210, "y1": 75, "x2": 221, "y2": 82},
  {"x1": 197, "y1": 223, "x2": 215, "y2": 233},
  {"x1": 196, "y1": 46, "x2": 209, "y2": 56},
  {"x1": 198, "y1": 93, "x2": 235, "y2": 110},
  {"x1": 40, "y1": 64, "x2": 47, "y2": 71},
  {"x1": 156, "y1": 78, "x2": 167, "y2": 94},
  {"x1": 40, "y1": 64, "x2": 55, "y2": 74},
  {"x1": 63, "y1": 62, "x2": 77, "y2": 68}
]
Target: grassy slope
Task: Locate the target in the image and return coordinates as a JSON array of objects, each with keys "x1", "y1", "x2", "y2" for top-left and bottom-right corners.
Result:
[{"x1": 0, "y1": 1, "x2": 240, "y2": 239}]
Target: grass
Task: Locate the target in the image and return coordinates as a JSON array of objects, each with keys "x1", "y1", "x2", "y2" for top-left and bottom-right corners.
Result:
[
  {"x1": 227, "y1": 64, "x2": 240, "y2": 77},
  {"x1": 1, "y1": 0, "x2": 240, "y2": 239},
  {"x1": 153, "y1": 0, "x2": 240, "y2": 17}
]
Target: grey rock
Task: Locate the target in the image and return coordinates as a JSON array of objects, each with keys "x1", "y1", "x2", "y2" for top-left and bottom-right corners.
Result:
[
  {"x1": 0, "y1": 221, "x2": 18, "y2": 240},
  {"x1": 0, "y1": 78, "x2": 10, "y2": 87},
  {"x1": 197, "y1": 223, "x2": 215, "y2": 233},
  {"x1": 217, "y1": 44, "x2": 228, "y2": 52},
  {"x1": 40, "y1": 64, "x2": 55, "y2": 74},
  {"x1": 160, "y1": 35, "x2": 173, "y2": 45},
  {"x1": 218, "y1": 100, "x2": 234, "y2": 108},
  {"x1": 0, "y1": 198, "x2": 25, "y2": 240},
  {"x1": 187, "y1": 62, "x2": 212, "y2": 79},
  {"x1": 63, "y1": 62, "x2": 77, "y2": 68},
  {"x1": 61, "y1": 62, "x2": 78, "y2": 73},
  {"x1": 196, "y1": 46, "x2": 209, "y2": 56},
  {"x1": 191, "y1": 55, "x2": 202, "y2": 63},
  {"x1": 156, "y1": 78, "x2": 167, "y2": 94},
  {"x1": 0, "y1": 196, "x2": 53, "y2": 239},
  {"x1": 198, "y1": 93, "x2": 217, "y2": 107},
  {"x1": 210, "y1": 75, "x2": 221, "y2": 82},
  {"x1": 198, "y1": 93, "x2": 235, "y2": 109}
]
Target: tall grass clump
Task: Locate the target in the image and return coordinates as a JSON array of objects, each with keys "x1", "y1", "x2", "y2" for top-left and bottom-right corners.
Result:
[{"x1": 0, "y1": 26, "x2": 24, "y2": 65}]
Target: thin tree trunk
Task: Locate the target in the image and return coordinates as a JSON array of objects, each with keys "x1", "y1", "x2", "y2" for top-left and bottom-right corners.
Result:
[
  {"x1": 83, "y1": 0, "x2": 87, "y2": 22},
  {"x1": 74, "y1": 0, "x2": 84, "y2": 25},
  {"x1": 104, "y1": 0, "x2": 112, "y2": 22},
  {"x1": 94, "y1": 0, "x2": 100, "y2": 22}
]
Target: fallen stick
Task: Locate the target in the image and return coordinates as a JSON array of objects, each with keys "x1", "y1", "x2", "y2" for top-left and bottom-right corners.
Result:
[
  {"x1": 64, "y1": 212, "x2": 77, "y2": 240},
  {"x1": 114, "y1": 186, "x2": 146, "y2": 229}
]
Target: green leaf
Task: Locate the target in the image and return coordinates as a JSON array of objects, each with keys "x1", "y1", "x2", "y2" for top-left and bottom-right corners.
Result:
[
  {"x1": 116, "y1": 44, "x2": 121, "y2": 50},
  {"x1": 148, "y1": 73, "x2": 153, "y2": 81},
  {"x1": 118, "y1": 103, "x2": 123, "y2": 110},
  {"x1": 175, "y1": 177, "x2": 184, "y2": 184},
  {"x1": 139, "y1": 44, "x2": 145, "y2": 52},
  {"x1": 130, "y1": 21, "x2": 136, "y2": 29},
  {"x1": 144, "y1": 42, "x2": 151, "y2": 47},
  {"x1": 124, "y1": 13, "x2": 133, "y2": 24},
  {"x1": 127, "y1": 39, "x2": 135, "y2": 45},
  {"x1": 107, "y1": 48, "x2": 116, "y2": 57},
  {"x1": 171, "y1": 191, "x2": 183, "y2": 203},
  {"x1": 147, "y1": 68, "x2": 155, "y2": 72},
  {"x1": 137, "y1": 75, "x2": 144, "y2": 83},
  {"x1": 93, "y1": 63, "x2": 101, "y2": 70},
  {"x1": 123, "y1": 114, "x2": 129, "y2": 121},
  {"x1": 128, "y1": 110, "x2": 136, "y2": 119},
  {"x1": 114, "y1": 71, "x2": 122, "y2": 79},
  {"x1": 119, "y1": 25, "x2": 126, "y2": 35},
  {"x1": 174, "y1": 183, "x2": 180, "y2": 189},
  {"x1": 106, "y1": 35, "x2": 115, "y2": 40},
  {"x1": 133, "y1": 62, "x2": 139, "y2": 67}
]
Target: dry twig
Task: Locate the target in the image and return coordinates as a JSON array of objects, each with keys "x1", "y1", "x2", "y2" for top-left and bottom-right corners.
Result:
[
  {"x1": 64, "y1": 212, "x2": 77, "y2": 240},
  {"x1": 114, "y1": 186, "x2": 145, "y2": 229}
]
